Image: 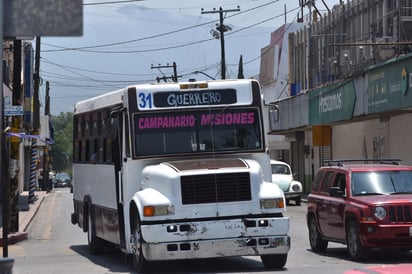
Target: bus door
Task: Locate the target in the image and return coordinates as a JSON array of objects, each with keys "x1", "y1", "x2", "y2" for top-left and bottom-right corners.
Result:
[{"x1": 111, "y1": 108, "x2": 126, "y2": 249}]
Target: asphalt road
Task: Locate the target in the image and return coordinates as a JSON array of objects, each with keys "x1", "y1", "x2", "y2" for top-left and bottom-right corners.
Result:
[{"x1": 7, "y1": 189, "x2": 412, "y2": 274}]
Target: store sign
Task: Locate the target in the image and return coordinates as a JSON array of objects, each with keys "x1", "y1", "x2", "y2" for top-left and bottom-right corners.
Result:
[
  {"x1": 368, "y1": 57, "x2": 412, "y2": 114},
  {"x1": 309, "y1": 80, "x2": 356, "y2": 125}
]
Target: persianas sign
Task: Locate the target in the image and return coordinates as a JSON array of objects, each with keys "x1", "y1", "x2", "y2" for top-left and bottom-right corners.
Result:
[{"x1": 136, "y1": 111, "x2": 256, "y2": 131}]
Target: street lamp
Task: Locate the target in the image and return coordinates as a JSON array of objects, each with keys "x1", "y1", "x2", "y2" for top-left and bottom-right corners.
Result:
[{"x1": 193, "y1": 71, "x2": 216, "y2": 80}]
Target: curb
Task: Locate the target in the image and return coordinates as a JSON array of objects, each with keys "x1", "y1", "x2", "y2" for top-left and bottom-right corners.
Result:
[
  {"x1": 21, "y1": 194, "x2": 46, "y2": 233},
  {"x1": 0, "y1": 192, "x2": 46, "y2": 247},
  {"x1": 0, "y1": 232, "x2": 28, "y2": 247}
]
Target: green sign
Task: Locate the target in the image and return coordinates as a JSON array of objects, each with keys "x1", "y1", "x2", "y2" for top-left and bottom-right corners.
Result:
[
  {"x1": 368, "y1": 55, "x2": 412, "y2": 113},
  {"x1": 309, "y1": 80, "x2": 356, "y2": 125}
]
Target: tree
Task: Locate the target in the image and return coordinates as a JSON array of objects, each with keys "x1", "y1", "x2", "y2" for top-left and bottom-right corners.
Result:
[
  {"x1": 50, "y1": 112, "x2": 73, "y2": 173},
  {"x1": 237, "y1": 54, "x2": 244, "y2": 79}
]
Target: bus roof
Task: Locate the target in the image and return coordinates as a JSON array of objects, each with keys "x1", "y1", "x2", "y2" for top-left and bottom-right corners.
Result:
[
  {"x1": 74, "y1": 88, "x2": 126, "y2": 114},
  {"x1": 74, "y1": 79, "x2": 259, "y2": 114}
]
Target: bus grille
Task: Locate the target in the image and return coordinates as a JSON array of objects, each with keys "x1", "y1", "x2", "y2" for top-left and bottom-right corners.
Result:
[
  {"x1": 180, "y1": 172, "x2": 251, "y2": 205},
  {"x1": 388, "y1": 206, "x2": 412, "y2": 223}
]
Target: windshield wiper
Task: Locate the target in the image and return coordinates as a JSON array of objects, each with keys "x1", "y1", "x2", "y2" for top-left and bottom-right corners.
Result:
[
  {"x1": 390, "y1": 191, "x2": 412, "y2": 195},
  {"x1": 355, "y1": 192, "x2": 386, "y2": 196}
]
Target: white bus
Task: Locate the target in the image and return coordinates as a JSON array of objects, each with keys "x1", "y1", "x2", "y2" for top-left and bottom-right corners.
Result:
[{"x1": 71, "y1": 79, "x2": 290, "y2": 272}]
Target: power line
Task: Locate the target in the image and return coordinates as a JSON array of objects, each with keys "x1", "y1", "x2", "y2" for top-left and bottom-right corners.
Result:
[
  {"x1": 41, "y1": 57, "x2": 153, "y2": 76},
  {"x1": 84, "y1": 0, "x2": 143, "y2": 6},
  {"x1": 41, "y1": 58, "x2": 121, "y2": 88},
  {"x1": 41, "y1": 1, "x2": 298, "y2": 88},
  {"x1": 42, "y1": 0, "x2": 280, "y2": 53},
  {"x1": 41, "y1": 20, "x2": 217, "y2": 52},
  {"x1": 41, "y1": 56, "x2": 220, "y2": 88},
  {"x1": 42, "y1": 6, "x2": 299, "y2": 55}
]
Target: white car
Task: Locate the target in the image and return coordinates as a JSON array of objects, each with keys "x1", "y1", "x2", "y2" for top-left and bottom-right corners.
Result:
[{"x1": 270, "y1": 160, "x2": 303, "y2": 205}]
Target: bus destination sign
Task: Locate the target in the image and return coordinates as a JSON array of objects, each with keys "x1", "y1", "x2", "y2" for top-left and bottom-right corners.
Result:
[{"x1": 154, "y1": 89, "x2": 237, "y2": 108}]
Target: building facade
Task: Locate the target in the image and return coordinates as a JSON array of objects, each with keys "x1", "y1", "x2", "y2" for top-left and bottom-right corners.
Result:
[{"x1": 262, "y1": 0, "x2": 412, "y2": 192}]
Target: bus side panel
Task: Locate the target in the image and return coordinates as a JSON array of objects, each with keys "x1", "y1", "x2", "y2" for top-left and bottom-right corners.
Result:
[
  {"x1": 94, "y1": 204, "x2": 120, "y2": 244},
  {"x1": 73, "y1": 163, "x2": 119, "y2": 243}
]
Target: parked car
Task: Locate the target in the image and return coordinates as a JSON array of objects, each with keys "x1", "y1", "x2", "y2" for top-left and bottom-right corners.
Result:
[
  {"x1": 344, "y1": 263, "x2": 412, "y2": 274},
  {"x1": 270, "y1": 160, "x2": 303, "y2": 205},
  {"x1": 54, "y1": 172, "x2": 72, "y2": 188},
  {"x1": 307, "y1": 159, "x2": 412, "y2": 261}
]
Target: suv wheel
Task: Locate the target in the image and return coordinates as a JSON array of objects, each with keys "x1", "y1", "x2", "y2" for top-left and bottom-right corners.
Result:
[
  {"x1": 308, "y1": 214, "x2": 328, "y2": 252},
  {"x1": 346, "y1": 221, "x2": 368, "y2": 260}
]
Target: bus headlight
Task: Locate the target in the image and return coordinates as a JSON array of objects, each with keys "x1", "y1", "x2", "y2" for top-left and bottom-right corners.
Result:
[
  {"x1": 260, "y1": 198, "x2": 285, "y2": 209},
  {"x1": 143, "y1": 205, "x2": 174, "y2": 216}
]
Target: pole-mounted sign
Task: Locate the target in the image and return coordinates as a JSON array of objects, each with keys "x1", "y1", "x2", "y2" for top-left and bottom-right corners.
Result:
[
  {"x1": 4, "y1": 0, "x2": 83, "y2": 37},
  {"x1": 1, "y1": 0, "x2": 83, "y2": 259}
]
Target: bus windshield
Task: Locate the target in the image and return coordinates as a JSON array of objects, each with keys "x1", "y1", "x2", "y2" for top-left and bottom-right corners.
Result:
[{"x1": 133, "y1": 108, "x2": 262, "y2": 157}]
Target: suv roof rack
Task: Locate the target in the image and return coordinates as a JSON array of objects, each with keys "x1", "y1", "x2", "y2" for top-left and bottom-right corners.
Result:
[{"x1": 324, "y1": 159, "x2": 402, "y2": 167}]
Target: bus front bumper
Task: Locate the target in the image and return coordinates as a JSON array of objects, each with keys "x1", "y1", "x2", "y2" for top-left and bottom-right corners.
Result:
[{"x1": 141, "y1": 235, "x2": 290, "y2": 261}]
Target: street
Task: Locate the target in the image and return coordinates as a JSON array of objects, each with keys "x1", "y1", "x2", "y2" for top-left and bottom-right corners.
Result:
[{"x1": 7, "y1": 189, "x2": 412, "y2": 274}]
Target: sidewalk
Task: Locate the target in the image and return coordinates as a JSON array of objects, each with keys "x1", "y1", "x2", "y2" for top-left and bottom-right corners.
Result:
[{"x1": 0, "y1": 191, "x2": 47, "y2": 246}]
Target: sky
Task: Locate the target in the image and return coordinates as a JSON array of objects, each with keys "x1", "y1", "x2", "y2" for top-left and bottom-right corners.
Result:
[{"x1": 38, "y1": 0, "x2": 340, "y2": 115}]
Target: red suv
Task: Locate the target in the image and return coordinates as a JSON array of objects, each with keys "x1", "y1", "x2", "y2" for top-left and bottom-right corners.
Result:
[{"x1": 307, "y1": 160, "x2": 412, "y2": 260}]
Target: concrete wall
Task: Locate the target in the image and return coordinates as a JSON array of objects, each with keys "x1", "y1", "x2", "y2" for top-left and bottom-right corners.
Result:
[{"x1": 331, "y1": 114, "x2": 412, "y2": 165}]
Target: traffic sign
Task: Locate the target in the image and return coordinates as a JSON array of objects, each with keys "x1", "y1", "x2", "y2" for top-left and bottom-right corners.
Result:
[{"x1": 4, "y1": 105, "x2": 23, "y2": 116}]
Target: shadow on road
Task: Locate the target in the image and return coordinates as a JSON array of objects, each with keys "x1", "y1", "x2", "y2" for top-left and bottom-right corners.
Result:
[
  {"x1": 70, "y1": 244, "x2": 285, "y2": 273},
  {"x1": 306, "y1": 246, "x2": 412, "y2": 265}
]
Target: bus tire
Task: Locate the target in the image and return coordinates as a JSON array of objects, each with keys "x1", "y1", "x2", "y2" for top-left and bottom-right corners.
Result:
[
  {"x1": 87, "y1": 211, "x2": 105, "y2": 254},
  {"x1": 131, "y1": 217, "x2": 150, "y2": 272},
  {"x1": 260, "y1": 254, "x2": 287, "y2": 269}
]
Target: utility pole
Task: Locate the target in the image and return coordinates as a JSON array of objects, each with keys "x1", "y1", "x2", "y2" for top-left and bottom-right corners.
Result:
[
  {"x1": 201, "y1": 6, "x2": 240, "y2": 79},
  {"x1": 30, "y1": 37, "x2": 41, "y2": 203},
  {"x1": 33, "y1": 37, "x2": 40, "y2": 133},
  {"x1": 151, "y1": 62, "x2": 179, "y2": 82},
  {"x1": 43, "y1": 81, "x2": 50, "y2": 192},
  {"x1": 9, "y1": 39, "x2": 22, "y2": 233},
  {"x1": 0, "y1": 0, "x2": 9, "y2": 257}
]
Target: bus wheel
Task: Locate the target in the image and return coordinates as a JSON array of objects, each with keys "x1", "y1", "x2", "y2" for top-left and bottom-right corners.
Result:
[
  {"x1": 131, "y1": 220, "x2": 150, "y2": 272},
  {"x1": 260, "y1": 254, "x2": 287, "y2": 268},
  {"x1": 87, "y1": 213, "x2": 105, "y2": 254}
]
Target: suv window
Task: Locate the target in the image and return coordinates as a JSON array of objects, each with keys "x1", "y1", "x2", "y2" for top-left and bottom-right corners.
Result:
[
  {"x1": 352, "y1": 170, "x2": 412, "y2": 195},
  {"x1": 311, "y1": 171, "x2": 325, "y2": 192},
  {"x1": 320, "y1": 172, "x2": 335, "y2": 194},
  {"x1": 335, "y1": 173, "x2": 346, "y2": 193}
]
